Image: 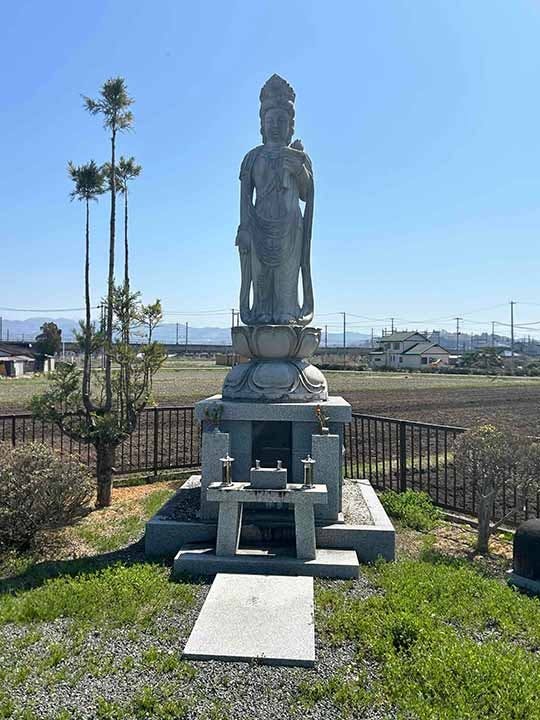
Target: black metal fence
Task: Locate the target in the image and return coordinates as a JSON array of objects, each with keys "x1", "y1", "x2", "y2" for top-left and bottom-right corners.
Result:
[
  {"x1": 1, "y1": 407, "x2": 539, "y2": 523},
  {"x1": 0, "y1": 406, "x2": 201, "y2": 475},
  {"x1": 345, "y1": 413, "x2": 540, "y2": 524}
]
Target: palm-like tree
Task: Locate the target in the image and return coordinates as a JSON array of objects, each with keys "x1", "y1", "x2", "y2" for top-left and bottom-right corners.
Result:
[
  {"x1": 68, "y1": 160, "x2": 106, "y2": 408},
  {"x1": 83, "y1": 78, "x2": 134, "y2": 411},
  {"x1": 103, "y1": 155, "x2": 142, "y2": 291}
]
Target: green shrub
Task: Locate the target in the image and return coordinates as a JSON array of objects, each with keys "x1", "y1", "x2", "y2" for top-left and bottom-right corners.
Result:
[
  {"x1": 0, "y1": 443, "x2": 93, "y2": 550},
  {"x1": 379, "y1": 489, "x2": 442, "y2": 530}
]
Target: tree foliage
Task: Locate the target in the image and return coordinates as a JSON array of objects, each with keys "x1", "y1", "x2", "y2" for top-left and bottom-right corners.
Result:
[
  {"x1": 34, "y1": 322, "x2": 62, "y2": 356},
  {"x1": 459, "y1": 348, "x2": 504, "y2": 371}
]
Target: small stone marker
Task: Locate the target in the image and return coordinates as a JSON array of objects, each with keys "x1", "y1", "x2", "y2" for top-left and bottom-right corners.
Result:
[{"x1": 183, "y1": 573, "x2": 315, "y2": 667}]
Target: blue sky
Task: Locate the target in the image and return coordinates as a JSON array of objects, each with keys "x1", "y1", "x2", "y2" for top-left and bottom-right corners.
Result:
[{"x1": 1, "y1": 0, "x2": 540, "y2": 338}]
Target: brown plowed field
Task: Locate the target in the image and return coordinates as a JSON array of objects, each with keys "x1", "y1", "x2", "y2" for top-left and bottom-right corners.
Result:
[
  {"x1": 346, "y1": 385, "x2": 540, "y2": 433},
  {"x1": 1, "y1": 362, "x2": 539, "y2": 434}
]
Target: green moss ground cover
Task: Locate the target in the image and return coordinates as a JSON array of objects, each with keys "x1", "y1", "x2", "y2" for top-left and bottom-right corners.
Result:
[
  {"x1": 379, "y1": 489, "x2": 443, "y2": 531},
  {"x1": 299, "y1": 559, "x2": 540, "y2": 719}
]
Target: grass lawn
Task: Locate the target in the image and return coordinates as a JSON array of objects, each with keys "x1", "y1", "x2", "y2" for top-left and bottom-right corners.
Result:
[{"x1": 1, "y1": 479, "x2": 538, "y2": 719}]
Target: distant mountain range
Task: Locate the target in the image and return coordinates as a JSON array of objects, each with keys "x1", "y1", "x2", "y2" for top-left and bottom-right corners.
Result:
[
  {"x1": 0, "y1": 317, "x2": 371, "y2": 347},
  {"x1": 5, "y1": 317, "x2": 530, "y2": 351}
]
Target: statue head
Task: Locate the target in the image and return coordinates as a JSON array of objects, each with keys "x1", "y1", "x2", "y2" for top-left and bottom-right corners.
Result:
[{"x1": 259, "y1": 74, "x2": 295, "y2": 146}]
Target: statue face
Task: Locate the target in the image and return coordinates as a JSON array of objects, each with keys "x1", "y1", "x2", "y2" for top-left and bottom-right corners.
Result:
[{"x1": 263, "y1": 108, "x2": 290, "y2": 145}]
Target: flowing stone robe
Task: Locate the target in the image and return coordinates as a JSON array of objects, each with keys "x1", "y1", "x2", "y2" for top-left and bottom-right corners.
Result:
[{"x1": 237, "y1": 145, "x2": 314, "y2": 326}]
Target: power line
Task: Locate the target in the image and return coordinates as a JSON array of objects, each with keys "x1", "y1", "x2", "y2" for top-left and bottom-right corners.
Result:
[{"x1": 0, "y1": 305, "x2": 100, "y2": 312}]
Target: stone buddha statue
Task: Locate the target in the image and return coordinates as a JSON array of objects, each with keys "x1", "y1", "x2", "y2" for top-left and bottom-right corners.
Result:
[
  {"x1": 223, "y1": 75, "x2": 327, "y2": 402},
  {"x1": 236, "y1": 74, "x2": 314, "y2": 327}
]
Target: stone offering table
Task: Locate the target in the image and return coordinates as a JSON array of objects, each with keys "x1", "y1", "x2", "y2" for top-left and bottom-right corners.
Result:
[{"x1": 208, "y1": 481, "x2": 327, "y2": 560}]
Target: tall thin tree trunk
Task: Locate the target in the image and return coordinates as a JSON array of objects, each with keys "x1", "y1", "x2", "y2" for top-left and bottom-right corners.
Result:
[
  {"x1": 104, "y1": 126, "x2": 117, "y2": 412},
  {"x1": 82, "y1": 199, "x2": 92, "y2": 411},
  {"x1": 96, "y1": 442, "x2": 115, "y2": 508},
  {"x1": 124, "y1": 184, "x2": 129, "y2": 294}
]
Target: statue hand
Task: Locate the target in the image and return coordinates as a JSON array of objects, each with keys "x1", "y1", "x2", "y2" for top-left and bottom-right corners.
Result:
[
  {"x1": 236, "y1": 227, "x2": 251, "y2": 255},
  {"x1": 282, "y1": 149, "x2": 305, "y2": 177}
]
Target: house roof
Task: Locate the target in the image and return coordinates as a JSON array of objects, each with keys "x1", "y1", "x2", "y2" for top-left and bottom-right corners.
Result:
[
  {"x1": 0, "y1": 354, "x2": 35, "y2": 362},
  {"x1": 0, "y1": 344, "x2": 52, "y2": 359},
  {"x1": 380, "y1": 331, "x2": 428, "y2": 343},
  {"x1": 0, "y1": 343, "x2": 33, "y2": 355},
  {"x1": 402, "y1": 342, "x2": 450, "y2": 356}
]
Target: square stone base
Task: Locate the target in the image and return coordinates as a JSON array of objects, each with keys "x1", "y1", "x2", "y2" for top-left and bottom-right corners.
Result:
[{"x1": 174, "y1": 545, "x2": 359, "y2": 579}]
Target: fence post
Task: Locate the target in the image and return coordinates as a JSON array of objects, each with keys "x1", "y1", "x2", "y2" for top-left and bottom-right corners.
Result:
[
  {"x1": 11, "y1": 416, "x2": 16, "y2": 447},
  {"x1": 153, "y1": 407, "x2": 159, "y2": 479},
  {"x1": 399, "y1": 421, "x2": 407, "y2": 493}
]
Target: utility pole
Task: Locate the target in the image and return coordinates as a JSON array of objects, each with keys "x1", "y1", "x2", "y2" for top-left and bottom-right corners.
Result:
[
  {"x1": 371, "y1": 327, "x2": 374, "y2": 348},
  {"x1": 175, "y1": 322, "x2": 179, "y2": 346},
  {"x1": 454, "y1": 318, "x2": 462, "y2": 353},
  {"x1": 341, "y1": 312, "x2": 346, "y2": 370},
  {"x1": 491, "y1": 321, "x2": 495, "y2": 348},
  {"x1": 390, "y1": 317, "x2": 395, "y2": 333},
  {"x1": 185, "y1": 322, "x2": 189, "y2": 354},
  {"x1": 510, "y1": 300, "x2": 515, "y2": 374},
  {"x1": 231, "y1": 308, "x2": 236, "y2": 329},
  {"x1": 0, "y1": 316, "x2": 2, "y2": 341},
  {"x1": 324, "y1": 324, "x2": 328, "y2": 348}
]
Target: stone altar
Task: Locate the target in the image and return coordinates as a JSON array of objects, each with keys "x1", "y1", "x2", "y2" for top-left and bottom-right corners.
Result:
[{"x1": 208, "y1": 482, "x2": 328, "y2": 560}]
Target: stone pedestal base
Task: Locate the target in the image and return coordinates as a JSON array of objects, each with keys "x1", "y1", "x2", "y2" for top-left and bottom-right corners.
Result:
[
  {"x1": 223, "y1": 358, "x2": 327, "y2": 402},
  {"x1": 174, "y1": 545, "x2": 360, "y2": 579},
  {"x1": 223, "y1": 324, "x2": 328, "y2": 403}
]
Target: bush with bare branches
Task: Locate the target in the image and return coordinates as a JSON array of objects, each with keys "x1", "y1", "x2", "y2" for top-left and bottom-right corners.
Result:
[
  {"x1": 0, "y1": 443, "x2": 93, "y2": 550},
  {"x1": 453, "y1": 424, "x2": 540, "y2": 553}
]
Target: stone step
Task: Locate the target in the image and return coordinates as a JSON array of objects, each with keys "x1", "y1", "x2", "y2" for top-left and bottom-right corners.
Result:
[
  {"x1": 173, "y1": 543, "x2": 359, "y2": 579},
  {"x1": 183, "y1": 573, "x2": 315, "y2": 667}
]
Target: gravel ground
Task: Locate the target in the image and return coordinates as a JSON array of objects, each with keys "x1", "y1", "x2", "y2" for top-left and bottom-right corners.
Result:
[
  {"x1": 342, "y1": 480, "x2": 373, "y2": 525},
  {"x1": 157, "y1": 479, "x2": 201, "y2": 521},
  {"x1": 0, "y1": 573, "x2": 390, "y2": 720}
]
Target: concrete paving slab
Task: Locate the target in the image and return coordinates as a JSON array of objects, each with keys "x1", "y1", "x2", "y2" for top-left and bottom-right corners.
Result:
[
  {"x1": 174, "y1": 544, "x2": 359, "y2": 579},
  {"x1": 183, "y1": 573, "x2": 315, "y2": 666}
]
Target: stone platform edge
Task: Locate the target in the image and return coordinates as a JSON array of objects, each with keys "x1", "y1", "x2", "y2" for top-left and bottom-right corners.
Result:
[
  {"x1": 507, "y1": 570, "x2": 540, "y2": 595},
  {"x1": 145, "y1": 477, "x2": 395, "y2": 564},
  {"x1": 195, "y1": 394, "x2": 352, "y2": 423}
]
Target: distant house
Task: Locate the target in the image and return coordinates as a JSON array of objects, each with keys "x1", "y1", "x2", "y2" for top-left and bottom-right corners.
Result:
[
  {"x1": 400, "y1": 342, "x2": 451, "y2": 369},
  {"x1": 0, "y1": 344, "x2": 55, "y2": 377},
  {"x1": 368, "y1": 331, "x2": 450, "y2": 369},
  {"x1": 0, "y1": 346, "x2": 35, "y2": 377}
]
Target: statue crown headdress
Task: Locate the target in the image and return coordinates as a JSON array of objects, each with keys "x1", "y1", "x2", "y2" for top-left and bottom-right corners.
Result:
[{"x1": 259, "y1": 74, "x2": 295, "y2": 114}]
